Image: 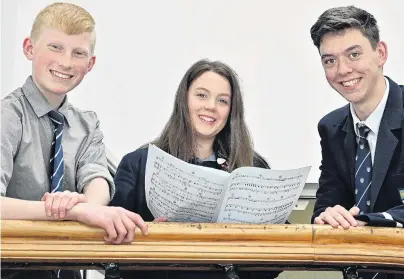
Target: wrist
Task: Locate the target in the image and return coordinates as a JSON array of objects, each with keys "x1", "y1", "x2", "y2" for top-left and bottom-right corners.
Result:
[{"x1": 65, "y1": 203, "x2": 84, "y2": 221}]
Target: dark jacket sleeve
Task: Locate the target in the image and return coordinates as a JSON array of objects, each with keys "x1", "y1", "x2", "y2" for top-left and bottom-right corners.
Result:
[
  {"x1": 311, "y1": 121, "x2": 355, "y2": 223},
  {"x1": 253, "y1": 152, "x2": 271, "y2": 169},
  {"x1": 110, "y1": 148, "x2": 155, "y2": 221},
  {"x1": 356, "y1": 206, "x2": 404, "y2": 228},
  {"x1": 109, "y1": 152, "x2": 139, "y2": 212}
]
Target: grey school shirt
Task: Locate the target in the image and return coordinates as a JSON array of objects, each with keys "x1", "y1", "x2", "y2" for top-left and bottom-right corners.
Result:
[{"x1": 1, "y1": 76, "x2": 115, "y2": 200}]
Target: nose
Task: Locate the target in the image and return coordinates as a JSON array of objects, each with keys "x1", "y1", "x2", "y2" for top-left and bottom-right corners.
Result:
[
  {"x1": 337, "y1": 58, "x2": 353, "y2": 76},
  {"x1": 204, "y1": 97, "x2": 216, "y2": 111},
  {"x1": 57, "y1": 53, "x2": 73, "y2": 70}
]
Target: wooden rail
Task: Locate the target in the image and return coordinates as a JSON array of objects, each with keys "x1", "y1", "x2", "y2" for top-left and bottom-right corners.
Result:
[{"x1": 1, "y1": 220, "x2": 403, "y2": 272}]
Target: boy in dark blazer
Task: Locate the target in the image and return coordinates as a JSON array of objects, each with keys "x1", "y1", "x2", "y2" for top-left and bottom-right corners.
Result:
[{"x1": 310, "y1": 5, "x2": 404, "y2": 279}]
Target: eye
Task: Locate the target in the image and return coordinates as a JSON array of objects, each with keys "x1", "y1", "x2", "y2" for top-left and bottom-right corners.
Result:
[
  {"x1": 349, "y1": 52, "x2": 361, "y2": 59},
  {"x1": 196, "y1": 92, "x2": 207, "y2": 98},
  {"x1": 323, "y1": 58, "x2": 336, "y2": 65},
  {"x1": 73, "y1": 51, "x2": 87, "y2": 57},
  {"x1": 218, "y1": 98, "x2": 229, "y2": 105},
  {"x1": 48, "y1": 44, "x2": 61, "y2": 51}
]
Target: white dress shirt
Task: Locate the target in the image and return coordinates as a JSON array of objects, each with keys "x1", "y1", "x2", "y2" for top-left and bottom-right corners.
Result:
[{"x1": 350, "y1": 77, "x2": 390, "y2": 164}]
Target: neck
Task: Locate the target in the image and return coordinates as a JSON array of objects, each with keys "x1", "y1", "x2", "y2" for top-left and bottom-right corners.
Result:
[
  {"x1": 353, "y1": 76, "x2": 386, "y2": 121},
  {"x1": 32, "y1": 76, "x2": 66, "y2": 110},
  {"x1": 194, "y1": 137, "x2": 215, "y2": 159}
]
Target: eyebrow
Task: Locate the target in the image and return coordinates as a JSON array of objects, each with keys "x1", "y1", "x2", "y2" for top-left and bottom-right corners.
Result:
[
  {"x1": 195, "y1": 87, "x2": 231, "y2": 97},
  {"x1": 195, "y1": 87, "x2": 210, "y2": 92},
  {"x1": 345, "y1": 44, "x2": 363, "y2": 53},
  {"x1": 320, "y1": 53, "x2": 334, "y2": 60},
  {"x1": 320, "y1": 45, "x2": 363, "y2": 60}
]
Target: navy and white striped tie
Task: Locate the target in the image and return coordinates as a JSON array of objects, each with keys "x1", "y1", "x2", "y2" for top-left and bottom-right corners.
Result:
[
  {"x1": 355, "y1": 124, "x2": 381, "y2": 279},
  {"x1": 48, "y1": 110, "x2": 64, "y2": 193},
  {"x1": 355, "y1": 123, "x2": 372, "y2": 214}
]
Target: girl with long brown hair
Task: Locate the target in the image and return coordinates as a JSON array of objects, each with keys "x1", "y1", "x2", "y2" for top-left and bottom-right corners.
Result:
[{"x1": 110, "y1": 59, "x2": 280, "y2": 279}]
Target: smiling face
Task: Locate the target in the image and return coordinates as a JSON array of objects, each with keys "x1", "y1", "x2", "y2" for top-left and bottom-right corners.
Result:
[
  {"x1": 187, "y1": 71, "x2": 231, "y2": 143},
  {"x1": 319, "y1": 28, "x2": 387, "y2": 106},
  {"x1": 23, "y1": 27, "x2": 95, "y2": 103}
]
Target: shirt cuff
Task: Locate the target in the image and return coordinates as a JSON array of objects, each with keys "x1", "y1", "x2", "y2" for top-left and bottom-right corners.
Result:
[{"x1": 1, "y1": 182, "x2": 7, "y2": 197}]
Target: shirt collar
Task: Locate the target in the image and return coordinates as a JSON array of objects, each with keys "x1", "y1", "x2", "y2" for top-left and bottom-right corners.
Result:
[
  {"x1": 350, "y1": 77, "x2": 389, "y2": 137},
  {"x1": 196, "y1": 153, "x2": 217, "y2": 163},
  {"x1": 22, "y1": 76, "x2": 71, "y2": 127}
]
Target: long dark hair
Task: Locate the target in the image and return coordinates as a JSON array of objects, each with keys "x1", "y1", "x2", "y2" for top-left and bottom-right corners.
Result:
[{"x1": 149, "y1": 59, "x2": 258, "y2": 171}]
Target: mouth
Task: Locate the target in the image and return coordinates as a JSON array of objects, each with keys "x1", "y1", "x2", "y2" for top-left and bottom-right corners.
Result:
[
  {"x1": 50, "y1": 70, "x2": 74, "y2": 80},
  {"x1": 340, "y1": 78, "x2": 361, "y2": 88},
  {"x1": 199, "y1": 115, "x2": 216, "y2": 125}
]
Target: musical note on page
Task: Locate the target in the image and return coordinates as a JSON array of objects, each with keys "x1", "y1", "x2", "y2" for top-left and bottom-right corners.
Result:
[
  {"x1": 145, "y1": 144, "x2": 229, "y2": 222},
  {"x1": 216, "y1": 166, "x2": 311, "y2": 224},
  {"x1": 145, "y1": 144, "x2": 311, "y2": 224}
]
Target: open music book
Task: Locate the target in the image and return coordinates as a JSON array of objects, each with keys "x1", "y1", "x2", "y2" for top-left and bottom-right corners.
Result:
[{"x1": 145, "y1": 144, "x2": 311, "y2": 224}]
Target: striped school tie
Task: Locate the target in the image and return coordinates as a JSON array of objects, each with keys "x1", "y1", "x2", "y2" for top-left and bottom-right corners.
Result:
[
  {"x1": 354, "y1": 124, "x2": 381, "y2": 279},
  {"x1": 355, "y1": 123, "x2": 372, "y2": 214},
  {"x1": 48, "y1": 110, "x2": 64, "y2": 193}
]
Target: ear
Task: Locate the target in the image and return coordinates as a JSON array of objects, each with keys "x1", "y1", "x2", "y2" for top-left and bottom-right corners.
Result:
[
  {"x1": 376, "y1": 41, "x2": 388, "y2": 67},
  {"x1": 85, "y1": 55, "x2": 96, "y2": 74},
  {"x1": 23, "y1": 37, "x2": 35, "y2": 60}
]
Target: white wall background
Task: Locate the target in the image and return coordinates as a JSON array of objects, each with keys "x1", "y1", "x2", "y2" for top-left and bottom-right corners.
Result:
[{"x1": 2, "y1": 0, "x2": 403, "y2": 183}]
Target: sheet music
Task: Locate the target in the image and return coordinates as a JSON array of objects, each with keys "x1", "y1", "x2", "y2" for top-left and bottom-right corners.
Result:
[
  {"x1": 217, "y1": 166, "x2": 311, "y2": 224},
  {"x1": 145, "y1": 144, "x2": 229, "y2": 222}
]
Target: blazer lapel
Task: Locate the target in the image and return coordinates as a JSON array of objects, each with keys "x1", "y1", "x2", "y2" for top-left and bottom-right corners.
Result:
[
  {"x1": 370, "y1": 77, "x2": 403, "y2": 211},
  {"x1": 342, "y1": 111, "x2": 356, "y2": 191}
]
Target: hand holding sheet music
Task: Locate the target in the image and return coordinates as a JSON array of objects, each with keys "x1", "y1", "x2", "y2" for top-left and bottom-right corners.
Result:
[{"x1": 145, "y1": 144, "x2": 311, "y2": 224}]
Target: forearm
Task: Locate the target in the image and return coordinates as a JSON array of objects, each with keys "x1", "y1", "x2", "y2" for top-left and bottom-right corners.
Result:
[
  {"x1": 1, "y1": 196, "x2": 78, "y2": 221},
  {"x1": 83, "y1": 177, "x2": 110, "y2": 205}
]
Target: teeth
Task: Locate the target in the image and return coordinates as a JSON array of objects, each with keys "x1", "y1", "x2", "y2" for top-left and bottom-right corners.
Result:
[
  {"x1": 200, "y1": 116, "x2": 215, "y2": 122},
  {"x1": 342, "y1": 78, "x2": 360, "y2": 87},
  {"x1": 51, "y1": 70, "x2": 71, "y2": 79}
]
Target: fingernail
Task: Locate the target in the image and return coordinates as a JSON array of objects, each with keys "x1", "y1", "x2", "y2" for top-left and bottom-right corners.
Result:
[{"x1": 47, "y1": 211, "x2": 51, "y2": 217}]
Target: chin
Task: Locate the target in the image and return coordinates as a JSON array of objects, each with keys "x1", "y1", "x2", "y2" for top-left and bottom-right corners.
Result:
[
  {"x1": 44, "y1": 86, "x2": 71, "y2": 96},
  {"x1": 334, "y1": 87, "x2": 359, "y2": 102},
  {"x1": 195, "y1": 130, "x2": 216, "y2": 139},
  {"x1": 51, "y1": 87, "x2": 72, "y2": 95},
  {"x1": 340, "y1": 91, "x2": 365, "y2": 103}
]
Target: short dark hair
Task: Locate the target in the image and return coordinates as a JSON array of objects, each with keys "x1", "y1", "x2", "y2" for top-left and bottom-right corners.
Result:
[{"x1": 310, "y1": 5, "x2": 380, "y2": 49}]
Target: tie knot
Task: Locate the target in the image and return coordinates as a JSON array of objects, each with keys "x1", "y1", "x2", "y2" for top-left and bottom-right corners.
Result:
[
  {"x1": 357, "y1": 123, "x2": 370, "y2": 138},
  {"x1": 48, "y1": 110, "x2": 64, "y2": 127}
]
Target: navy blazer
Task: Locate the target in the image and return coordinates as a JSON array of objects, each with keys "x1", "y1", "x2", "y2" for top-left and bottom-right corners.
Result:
[
  {"x1": 110, "y1": 147, "x2": 280, "y2": 279},
  {"x1": 313, "y1": 76, "x2": 404, "y2": 228}
]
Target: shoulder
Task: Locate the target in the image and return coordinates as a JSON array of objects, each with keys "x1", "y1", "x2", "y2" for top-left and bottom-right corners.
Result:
[
  {"x1": 66, "y1": 103, "x2": 100, "y2": 127},
  {"x1": 1, "y1": 89, "x2": 27, "y2": 136},
  {"x1": 119, "y1": 147, "x2": 149, "y2": 170},
  {"x1": 386, "y1": 75, "x2": 404, "y2": 95},
  {"x1": 318, "y1": 104, "x2": 349, "y2": 131},
  {"x1": 253, "y1": 152, "x2": 270, "y2": 169},
  {"x1": 1, "y1": 87, "x2": 25, "y2": 119}
]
